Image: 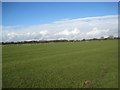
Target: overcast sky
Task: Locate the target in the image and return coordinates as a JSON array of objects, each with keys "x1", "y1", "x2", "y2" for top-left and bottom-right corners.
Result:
[{"x1": 2, "y1": 2, "x2": 118, "y2": 42}]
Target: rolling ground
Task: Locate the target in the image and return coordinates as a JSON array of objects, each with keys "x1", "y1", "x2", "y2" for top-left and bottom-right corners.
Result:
[{"x1": 2, "y1": 40, "x2": 118, "y2": 88}]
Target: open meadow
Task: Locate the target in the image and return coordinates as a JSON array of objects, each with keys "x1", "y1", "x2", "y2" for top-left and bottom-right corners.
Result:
[{"x1": 2, "y1": 40, "x2": 118, "y2": 88}]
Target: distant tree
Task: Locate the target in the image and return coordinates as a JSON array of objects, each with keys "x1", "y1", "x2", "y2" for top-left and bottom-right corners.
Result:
[
  {"x1": 69, "y1": 40, "x2": 74, "y2": 42},
  {"x1": 114, "y1": 37, "x2": 119, "y2": 39},
  {"x1": 82, "y1": 39, "x2": 86, "y2": 41},
  {"x1": 92, "y1": 38, "x2": 98, "y2": 40}
]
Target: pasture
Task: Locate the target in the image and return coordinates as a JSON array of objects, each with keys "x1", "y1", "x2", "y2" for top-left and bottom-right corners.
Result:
[{"x1": 2, "y1": 40, "x2": 118, "y2": 88}]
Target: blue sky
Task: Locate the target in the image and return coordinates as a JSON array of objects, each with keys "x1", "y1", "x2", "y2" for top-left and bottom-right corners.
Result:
[
  {"x1": 2, "y1": 2, "x2": 118, "y2": 41},
  {"x1": 2, "y1": 0, "x2": 120, "y2": 2},
  {"x1": 3, "y1": 2, "x2": 118, "y2": 26}
]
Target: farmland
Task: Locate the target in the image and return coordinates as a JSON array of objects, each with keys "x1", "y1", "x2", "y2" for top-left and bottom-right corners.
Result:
[{"x1": 2, "y1": 39, "x2": 118, "y2": 88}]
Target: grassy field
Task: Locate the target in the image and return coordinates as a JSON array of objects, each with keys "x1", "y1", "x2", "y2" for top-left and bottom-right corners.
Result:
[{"x1": 2, "y1": 40, "x2": 118, "y2": 88}]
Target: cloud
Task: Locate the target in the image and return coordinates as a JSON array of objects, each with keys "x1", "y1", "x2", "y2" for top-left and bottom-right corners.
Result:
[
  {"x1": 56, "y1": 28, "x2": 80, "y2": 36},
  {"x1": 2, "y1": 15, "x2": 118, "y2": 42},
  {"x1": 86, "y1": 28, "x2": 109, "y2": 35}
]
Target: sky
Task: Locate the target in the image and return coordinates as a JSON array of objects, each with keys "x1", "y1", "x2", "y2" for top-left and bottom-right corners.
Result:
[
  {"x1": 2, "y1": 2, "x2": 118, "y2": 42},
  {"x1": 2, "y1": 0, "x2": 120, "y2": 2}
]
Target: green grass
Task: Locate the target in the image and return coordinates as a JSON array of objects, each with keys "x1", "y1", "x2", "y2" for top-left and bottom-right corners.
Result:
[{"x1": 2, "y1": 40, "x2": 118, "y2": 88}]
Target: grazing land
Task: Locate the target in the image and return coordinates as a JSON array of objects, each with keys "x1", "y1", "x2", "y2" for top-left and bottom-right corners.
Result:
[{"x1": 2, "y1": 40, "x2": 118, "y2": 88}]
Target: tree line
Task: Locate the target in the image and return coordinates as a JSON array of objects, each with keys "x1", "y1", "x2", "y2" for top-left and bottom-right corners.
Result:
[{"x1": 1, "y1": 35, "x2": 119, "y2": 45}]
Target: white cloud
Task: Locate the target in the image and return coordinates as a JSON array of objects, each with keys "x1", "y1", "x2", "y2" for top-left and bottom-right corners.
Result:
[
  {"x1": 2, "y1": 15, "x2": 118, "y2": 42},
  {"x1": 56, "y1": 28, "x2": 80, "y2": 36},
  {"x1": 39, "y1": 30, "x2": 48, "y2": 35},
  {"x1": 86, "y1": 27, "x2": 109, "y2": 35}
]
